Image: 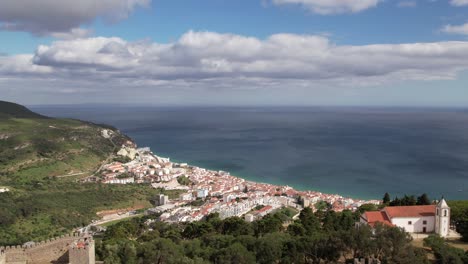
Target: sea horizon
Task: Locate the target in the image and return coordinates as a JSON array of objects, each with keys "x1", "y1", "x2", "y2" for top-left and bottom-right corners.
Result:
[{"x1": 31, "y1": 105, "x2": 468, "y2": 201}]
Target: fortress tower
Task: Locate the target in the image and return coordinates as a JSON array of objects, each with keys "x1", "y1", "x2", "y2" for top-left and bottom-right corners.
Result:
[
  {"x1": 69, "y1": 236, "x2": 95, "y2": 264},
  {"x1": 435, "y1": 198, "x2": 450, "y2": 237}
]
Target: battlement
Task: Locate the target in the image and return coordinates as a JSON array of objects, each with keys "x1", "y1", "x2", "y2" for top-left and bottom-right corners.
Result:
[
  {"x1": 0, "y1": 232, "x2": 81, "y2": 252},
  {"x1": 1, "y1": 233, "x2": 94, "y2": 264}
]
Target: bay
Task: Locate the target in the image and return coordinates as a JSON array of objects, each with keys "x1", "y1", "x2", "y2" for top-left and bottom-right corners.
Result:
[{"x1": 31, "y1": 106, "x2": 468, "y2": 200}]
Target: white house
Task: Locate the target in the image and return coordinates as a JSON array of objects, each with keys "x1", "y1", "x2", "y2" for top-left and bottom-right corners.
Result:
[{"x1": 360, "y1": 198, "x2": 450, "y2": 237}]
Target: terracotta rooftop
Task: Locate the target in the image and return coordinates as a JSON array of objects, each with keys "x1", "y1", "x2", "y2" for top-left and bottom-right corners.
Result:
[
  {"x1": 363, "y1": 211, "x2": 393, "y2": 227},
  {"x1": 384, "y1": 205, "x2": 436, "y2": 218}
]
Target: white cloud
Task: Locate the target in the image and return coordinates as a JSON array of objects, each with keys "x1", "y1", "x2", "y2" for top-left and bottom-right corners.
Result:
[
  {"x1": 442, "y1": 23, "x2": 468, "y2": 35},
  {"x1": 25, "y1": 31, "x2": 468, "y2": 82},
  {"x1": 450, "y1": 0, "x2": 468, "y2": 6},
  {"x1": 0, "y1": 54, "x2": 53, "y2": 75},
  {"x1": 2, "y1": 31, "x2": 468, "y2": 102},
  {"x1": 271, "y1": 0, "x2": 381, "y2": 14},
  {"x1": 0, "y1": 0, "x2": 150, "y2": 36}
]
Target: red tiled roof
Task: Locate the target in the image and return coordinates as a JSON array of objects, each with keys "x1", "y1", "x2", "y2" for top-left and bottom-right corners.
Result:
[
  {"x1": 257, "y1": 205, "x2": 273, "y2": 213},
  {"x1": 384, "y1": 205, "x2": 435, "y2": 218},
  {"x1": 363, "y1": 211, "x2": 393, "y2": 227}
]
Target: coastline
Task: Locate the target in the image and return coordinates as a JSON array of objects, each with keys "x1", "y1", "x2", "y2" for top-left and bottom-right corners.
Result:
[{"x1": 148, "y1": 149, "x2": 379, "y2": 202}]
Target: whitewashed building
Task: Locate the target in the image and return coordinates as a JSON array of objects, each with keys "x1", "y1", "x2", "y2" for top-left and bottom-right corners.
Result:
[{"x1": 360, "y1": 198, "x2": 450, "y2": 237}]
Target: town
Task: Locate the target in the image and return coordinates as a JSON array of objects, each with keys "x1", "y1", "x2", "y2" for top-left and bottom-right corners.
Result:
[{"x1": 86, "y1": 139, "x2": 381, "y2": 223}]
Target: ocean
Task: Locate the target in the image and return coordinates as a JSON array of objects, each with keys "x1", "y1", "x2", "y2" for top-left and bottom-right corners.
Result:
[{"x1": 31, "y1": 106, "x2": 468, "y2": 200}]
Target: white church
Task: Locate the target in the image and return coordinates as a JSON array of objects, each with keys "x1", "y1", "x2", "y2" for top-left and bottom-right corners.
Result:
[{"x1": 360, "y1": 198, "x2": 450, "y2": 237}]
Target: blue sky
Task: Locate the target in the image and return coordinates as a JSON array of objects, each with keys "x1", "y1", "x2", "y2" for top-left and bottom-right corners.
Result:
[{"x1": 1, "y1": 0, "x2": 468, "y2": 106}]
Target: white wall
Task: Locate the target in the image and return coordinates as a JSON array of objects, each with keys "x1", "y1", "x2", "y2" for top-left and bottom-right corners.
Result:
[
  {"x1": 391, "y1": 216, "x2": 435, "y2": 233},
  {"x1": 436, "y1": 212, "x2": 450, "y2": 237}
]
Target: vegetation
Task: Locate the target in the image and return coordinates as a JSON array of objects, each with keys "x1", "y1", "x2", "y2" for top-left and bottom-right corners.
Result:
[
  {"x1": 0, "y1": 100, "x2": 48, "y2": 119},
  {"x1": 177, "y1": 175, "x2": 192, "y2": 186},
  {"x1": 97, "y1": 207, "x2": 431, "y2": 264},
  {"x1": 424, "y1": 235, "x2": 468, "y2": 264},
  {"x1": 0, "y1": 182, "x2": 162, "y2": 245},
  {"x1": 448, "y1": 201, "x2": 468, "y2": 242},
  {"x1": 382, "y1": 193, "x2": 433, "y2": 206},
  {"x1": 0, "y1": 101, "x2": 147, "y2": 245}
]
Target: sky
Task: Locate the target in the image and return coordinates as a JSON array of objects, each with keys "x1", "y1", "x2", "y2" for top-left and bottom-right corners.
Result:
[{"x1": 1, "y1": 0, "x2": 468, "y2": 106}]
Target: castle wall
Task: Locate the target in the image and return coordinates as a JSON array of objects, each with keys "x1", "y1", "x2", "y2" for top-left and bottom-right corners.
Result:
[
  {"x1": 0, "y1": 251, "x2": 6, "y2": 264},
  {"x1": 0, "y1": 233, "x2": 93, "y2": 264}
]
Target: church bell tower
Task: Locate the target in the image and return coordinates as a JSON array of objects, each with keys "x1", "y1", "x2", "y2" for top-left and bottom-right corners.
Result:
[{"x1": 435, "y1": 198, "x2": 450, "y2": 237}]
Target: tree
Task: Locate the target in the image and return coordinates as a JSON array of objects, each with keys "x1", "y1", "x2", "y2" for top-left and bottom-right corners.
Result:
[
  {"x1": 390, "y1": 196, "x2": 401, "y2": 206},
  {"x1": 448, "y1": 201, "x2": 468, "y2": 242},
  {"x1": 255, "y1": 234, "x2": 284, "y2": 264},
  {"x1": 358, "y1": 203, "x2": 379, "y2": 214},
  {"x1": 424, "y1": 234, "x2": 467, "y2": 264},
  {"x1": 219, "y1": 217, "x2": 253, "y2": 236},
  {"x1": 383, "y1": 192, "x2": 391, "y2": 205},
  {"x1": 120, "y1": 242, "x2": 137, "y2": 264},
  {"x1": 177, "y1": 175, "x2": 191, "y2": 186},
  {"x1": 417, "y1": 193, "x2": 431, "y2": 205},
  {"x1": 400, "y1": 195, "x2": 417, "y2": 206},
  {"x1": 254, "y1": 214, "x2": 283, "y2": 236},
  {"x1": 212, "y1": 242, "x2": 256, "y2": 264},
  {"x1": 102, "y1": 244, "x2": 121, "y2": 264},
  {"x1": 298, "y1": 207, "x2": 321, "y2": 235}
]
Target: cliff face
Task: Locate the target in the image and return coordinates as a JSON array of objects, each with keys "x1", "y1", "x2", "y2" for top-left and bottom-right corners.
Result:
[{"x1": 0, "y1": 101, "x2": 135, "y2": 181}]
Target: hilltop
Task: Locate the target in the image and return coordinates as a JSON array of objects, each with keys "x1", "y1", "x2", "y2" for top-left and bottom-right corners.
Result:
[
  {"x1": 0, "y1": 101, "x2": 48, "y2": 119},
  {"x1": 0, "y1": 101, "x2": 160, "y2": 245}
]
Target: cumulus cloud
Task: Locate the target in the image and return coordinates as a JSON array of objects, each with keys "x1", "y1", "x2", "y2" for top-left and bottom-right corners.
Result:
[
  {"x1": 2, "y1": 31, "x2": 468, "y2": 98},
  {"x1": 441, "y1": 23, "x2": 468, "y2": 35},
  {"x1": 0, "y1": 0, "x2": 150, "y2": 36},
  {"x1": 271, "y1": 0, "x2": 381, "y2": 14},
  {"x1": 450, "y1": 0, "x2": 468, "y2": 6},
  {"x1": 25, "y1": 31, "x2": 468, "y2": 82},
  {"x1": 0, "y1": 54, "x2": 53, "y2": 76}
]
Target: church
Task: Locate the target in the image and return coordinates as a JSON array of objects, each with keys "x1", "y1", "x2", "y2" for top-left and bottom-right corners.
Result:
[{"x1": 360, "y1": 198, "x2": 450, "y2": 237}]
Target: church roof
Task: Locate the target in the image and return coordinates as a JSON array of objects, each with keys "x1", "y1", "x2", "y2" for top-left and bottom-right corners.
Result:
[
  {"x1": 437, "y1": 198, "x2": 449, "y2": 208},
  {"x1": 363, "y1": 211, "x2": 393, "y2": 227},
  {"x1": 384, "y1": 205, "x2": 436, "y2": 218}
]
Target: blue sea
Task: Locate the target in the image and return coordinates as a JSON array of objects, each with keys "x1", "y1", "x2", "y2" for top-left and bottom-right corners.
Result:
[{"x1": 31, "y1": 106, "x2": 468, "y2": 200}]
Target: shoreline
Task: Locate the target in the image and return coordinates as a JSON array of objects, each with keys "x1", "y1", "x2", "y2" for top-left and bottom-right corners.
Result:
[{"x1": 148, "y1": 150, "x2": 379, "y2": 202}]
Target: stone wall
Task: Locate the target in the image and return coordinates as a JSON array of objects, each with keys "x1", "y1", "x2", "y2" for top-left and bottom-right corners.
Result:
[
  {"x1": 69, "y1": 237, "x2": 95, "y2": 264},
  {"x1": 0, "y1": 250, "x2": 6, "y2": 264},
  {"x1": 0, "y1": 233, "x2": 93, "y2": 264}
]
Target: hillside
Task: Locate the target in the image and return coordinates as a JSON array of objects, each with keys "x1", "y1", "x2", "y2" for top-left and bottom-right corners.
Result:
[
  {"x1": 0, "y1": 100, "x2": 48, "y2": 119},
  {"x1": 0, "y1": 101, "x2": 159, "y2": 245},
  {"x1": 0, "y1": 101, "x2": 133, "y2": 182}
]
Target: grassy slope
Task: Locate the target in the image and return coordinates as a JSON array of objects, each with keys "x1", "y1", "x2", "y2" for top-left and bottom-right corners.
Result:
[{"x1": 0, "y1": 102, "x2": 158, "y2": 245}]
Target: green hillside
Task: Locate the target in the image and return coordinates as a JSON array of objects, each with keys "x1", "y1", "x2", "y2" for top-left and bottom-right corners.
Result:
[
  {"x1": 0, "y1": 101, "x2": 159, "y2": 245},
  {"x1": 0, "y1": 101, "x2": 130, "y2": 182}
]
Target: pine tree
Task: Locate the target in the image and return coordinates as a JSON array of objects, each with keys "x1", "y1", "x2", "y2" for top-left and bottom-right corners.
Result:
[
  {"x1": 417, "y1": 193, "x2": 431, "y2": 205},
  {"x1": 383, "y1": 192, "x2": 391, "y2": 205}
]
